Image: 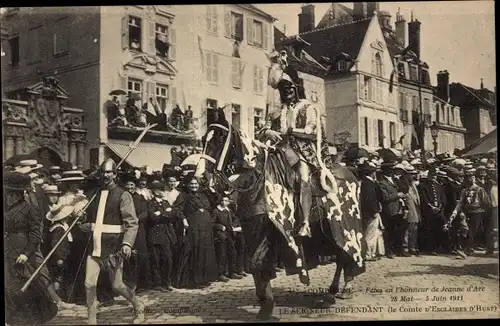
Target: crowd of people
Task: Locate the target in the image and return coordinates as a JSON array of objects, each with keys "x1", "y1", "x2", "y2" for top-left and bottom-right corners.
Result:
[
  {"x1": 353, "y1": 152, "x2": 498, "y2": 261},
  {"x1": 4, "y1": 148, "x2": 497, "y2": 323}
]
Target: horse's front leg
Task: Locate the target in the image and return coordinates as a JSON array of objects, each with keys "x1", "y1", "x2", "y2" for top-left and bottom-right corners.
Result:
[
  {"x1": 253, "y1": 271, "x2": 275, "y2": 320},
  {"x1": 334, "y1": 254, "x2": 355, "y2": 300}
]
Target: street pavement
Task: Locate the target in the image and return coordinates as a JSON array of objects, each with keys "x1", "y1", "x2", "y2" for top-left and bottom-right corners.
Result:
[{"x1": 48, "y1": 252, "x2": 499, "y2": 324}]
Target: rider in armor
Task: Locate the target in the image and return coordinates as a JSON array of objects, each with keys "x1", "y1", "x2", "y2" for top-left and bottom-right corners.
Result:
[{"x1": 260, "y1": 50, "x2": 329, "y2": 237}]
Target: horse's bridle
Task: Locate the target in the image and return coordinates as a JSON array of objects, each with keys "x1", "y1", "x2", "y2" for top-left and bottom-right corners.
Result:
[{"x1": 198, "y1": 123, "x2": 265, "y2": 194}]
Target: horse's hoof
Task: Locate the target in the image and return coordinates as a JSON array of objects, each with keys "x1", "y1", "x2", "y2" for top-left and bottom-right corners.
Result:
[
  {"x1": 297, "y1": 224, "x2": 312, "y2": 237},
  {"x1": 256, "y1": 300, "x2": 274, "y2": 320},
  {"x1": 335, "y1": 289, "x2": 354, "y2": 300}
]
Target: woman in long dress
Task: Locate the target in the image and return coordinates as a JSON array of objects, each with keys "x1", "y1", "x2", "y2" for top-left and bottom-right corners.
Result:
[
  {"x1": 176, "y1": 175, "x2": 219, "y2": 288},
  {"x1": 4, "y1": 172, "x2": 75, "y2": 325}
]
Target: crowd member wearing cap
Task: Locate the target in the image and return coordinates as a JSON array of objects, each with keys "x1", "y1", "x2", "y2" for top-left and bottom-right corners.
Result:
[
  {"x1": 448, "y1": 168, "x2": 492, "y2": 256},
  {"x1": 402, "y1": 166, "x2": 422, "y2": 257},
  {"x1": 44, "y1": 185, "x2": 74, "y2": 294},
  {"x1": 147, "y1": 180, "x2": 178, "y2": 292},
  {"x1": 378, "y1": 161, "x2": 408, "y2": 259},
  {"x1": 77, "y1": 159, "x2": 143, "y2": 325},
  {"x1": 474, "y1": 165, "x2": 493, "y2": 250},
  {"x1": 121, "y1": 172, "x2": 152, "y2": 293},
  {"x1": 213, "y1": 192, "x2": 244, "y2": 282},
  {"x1": 162, "y1": 167, "x2": 187, "y2": 286},
  {"x1": 358, "y1": 161, "x2": 385, "y2": 261},
  {"x1": 49, "y1": 166, "x2": 62, "y2": 184},
  {"x1": 176, "y1": 173, "x2": 219, "y2": 289},
  {"x1": 442, "y1": 168, "x2": 468, "y2": 258},
  {"x1": 488, "y1": 165, "x2": 498, "y2": 254},
  {"x1": 418, "y1": 167, "x2": 448, "y2": 255},
  {"x1": 4, "y1": 172, "x2": 76, "y2": 326}
]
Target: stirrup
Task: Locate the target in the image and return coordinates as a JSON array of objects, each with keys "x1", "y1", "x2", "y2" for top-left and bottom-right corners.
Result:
[{"x1": 297, "y1": 223, "x2": 312, "y2": 237}]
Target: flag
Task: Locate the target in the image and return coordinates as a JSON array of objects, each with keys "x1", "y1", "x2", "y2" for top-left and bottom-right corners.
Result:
[{"x1": 389, "y1": 45, "x2": 412, "y2": 93}]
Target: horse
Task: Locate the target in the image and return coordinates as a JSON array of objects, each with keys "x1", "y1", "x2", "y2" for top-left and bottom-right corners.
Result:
[{"x1": 195, "y1": 109, "x2": 366, "y2": 320}]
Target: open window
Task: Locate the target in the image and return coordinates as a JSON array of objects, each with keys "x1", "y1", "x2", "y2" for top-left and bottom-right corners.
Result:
[
  {"x1": 225, "y1": 11, "x2": 243, "y2": 42},
  {"x1": 8, "y1": 37, "x2": 19, "y2": 67},
  {"x1": 129, "y1": 16, "x2": 142, "y2": 51},
  {"x1": 155, "y1": 23, "x2": 169, "y2": 58}
]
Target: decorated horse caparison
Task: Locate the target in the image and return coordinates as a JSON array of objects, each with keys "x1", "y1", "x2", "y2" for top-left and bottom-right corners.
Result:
[{"x1": 192, "y1": 51, "x2": 366, "y2": 320}]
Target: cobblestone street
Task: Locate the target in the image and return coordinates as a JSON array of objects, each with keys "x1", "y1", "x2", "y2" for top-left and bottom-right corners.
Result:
[{"x1": 49, "y1": 253, "x2": 499, "y2": 324}]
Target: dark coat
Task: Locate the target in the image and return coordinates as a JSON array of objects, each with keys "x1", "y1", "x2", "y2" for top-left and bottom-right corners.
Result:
[
  {"x1": 359, "y1": 177, "x2": 381, "y2": 220},
  {"x1": 379, "y1": 176, "x2": 403, "y2": 218},
  {"x1": 418, "y1": 179, "x2": 447, "y2": 222},
  {"x1": 212, "y1": 206, "x2": 241, "y2": 242},
  {"x1": 131, "y1": 192, "x2": 149, "y2": 253},
  {"x1": 147, "y1": 198, "x2": 178, "y2": 246}
]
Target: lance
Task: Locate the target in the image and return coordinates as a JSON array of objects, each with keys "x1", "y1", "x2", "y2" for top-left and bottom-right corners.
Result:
[{"x1": 21, "y1": 123, "x2": 157, "y2": 292}]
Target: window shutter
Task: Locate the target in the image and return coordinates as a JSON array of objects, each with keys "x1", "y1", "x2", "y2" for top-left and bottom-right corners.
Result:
[
  {"x1": 206, "y1": 6, "x2": 211, "y2": 32},
  {"x1": 212, "y1": 6, "x2": 218, "y2": 34},
  {"x1": 366, "y1": 118, "x2": 372, "y2": 146},
  {"x1": 360, "y1": 117, "x2": 366, "y2": 146},
  {"x1": 263, "y1": 23, "x2": 269, "y2": 50},
  {"x1": 224, "y1": 9, "x2": 231, "y2": 38},
  {"x1": 253, "y1": 66, "x2": 258, "y2": 92},
  {"x1": 122, "y1": 16, "x2": 129, "y2": 49},
  {"x1": 213, "y1": 54, "x2": 218, "y2": 83},
  {"x1": 247, "y1": 17, "x2": 253, "y2": 44},
  {"x1": 120, "y1": 76, "x2": 128, "y2": 104},
  {"x1": 148, "y1": 21, "x2": 156, "y2": 54},
  {"x1": 259, "y1": 67, "x2": 264, "y2": 93},
  {"x1": 170, "y1": 86, "x2": 177, "y2": 106},
  {"x1": 148, "y1": 81, "x2": 156, "y2": 101},
  {"x1": 169, "y1": 27, "x2": 176, "y2": 60},
  {"x1": 359, "y1": 75, "x2": 364, "y2": 99},
  {"x1": 372, "y1": 119, "x2": 378, "y2": 148},
  {"x1": 206, "y1": 53, "x2": 212, "y2": 81}
]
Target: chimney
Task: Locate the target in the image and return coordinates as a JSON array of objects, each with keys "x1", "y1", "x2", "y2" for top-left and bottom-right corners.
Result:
[
  {"x1": 353, "y1": 2, "x2": 379, "y2": 20},
  {"x1": 378, "y1": 10, "x2": 392, "y2": 30},
  {"x1": 408, "y1": 13, "x2": 421, "y2": 58},
  {"x1": 437, "y1": 70, "x2": 450, "y2": 102},
  {"x1": 395, "y1": 8, "x2": 406, "y2": 46},
  {"x1": 480, "y1": 78, "x2": 484, "y2": 90},
  {"x1": 298, "y1": 4, "x2": 315, "y2": 34}
]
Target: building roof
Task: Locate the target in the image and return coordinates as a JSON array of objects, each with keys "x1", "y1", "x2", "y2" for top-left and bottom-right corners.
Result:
[
  {"x1": 297, "y1": 18, "x2": 372, "y2": 67},
  {"x1": 453, "y1": 82, "x2": 496, "y2": 109},
  {"x1": 237, "y1": 4, "x2": 276, "y2": 21},
  {"x1": 316, "y1": 3, "x2": 354, "y2": 29},
  {"x1": 274, "y1": 27, "x2": 328, "y2": 78},
  {"x1": 461, "y1": 128, "x2": 497, "y2": 157}
]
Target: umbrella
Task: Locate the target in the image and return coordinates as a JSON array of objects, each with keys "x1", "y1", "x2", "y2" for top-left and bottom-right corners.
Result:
[
  {"x1": 343, "y1": 146, "x2": 370, "y2": 161},
  {"x1": 377, "y1": 148, "x2": 401, "y2": 163},
  {"x1": 109, "y1": 89, "x2": 128, "y2": 96}
]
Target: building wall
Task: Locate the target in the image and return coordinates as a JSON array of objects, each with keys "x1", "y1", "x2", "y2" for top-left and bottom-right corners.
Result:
[
  {"x1": 1, "y1": 7, "x2": 101, "y2": 168},
  {"x1": 325, "y1": 76, "x2": 358, "y2": 143},
  {"x1": 433, "y1": 99, "x2": 466, "y2": 154},
  {"x1": 170, "y1": 4, "x2": 273, "y2": 140}
]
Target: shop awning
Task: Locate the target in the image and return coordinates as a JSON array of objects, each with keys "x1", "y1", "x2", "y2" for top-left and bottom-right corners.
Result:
[
  {"x1": 462, "y1": 128, "x2": 497, "y2": 157},
  {"x1": 105, "y1": 140, "x2": 172, "y2": 171}
]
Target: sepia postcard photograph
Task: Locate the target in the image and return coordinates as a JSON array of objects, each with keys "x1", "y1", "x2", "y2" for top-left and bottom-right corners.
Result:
[{"x1": 1, "y1": 1, "x2": 498, "y2": 324}]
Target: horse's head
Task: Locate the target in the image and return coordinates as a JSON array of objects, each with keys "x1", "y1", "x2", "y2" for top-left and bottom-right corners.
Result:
[{"x1": 196, "y1": 108, "x2": 261, "y2": 189}]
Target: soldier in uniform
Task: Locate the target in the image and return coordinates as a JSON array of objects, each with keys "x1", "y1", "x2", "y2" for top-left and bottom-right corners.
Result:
[
  {"x1": 261, "y1": 50, "x2": 329, "y2": 237},
  {"x1": 78, "y1": 159, "x2": 144, "y2": 325}
]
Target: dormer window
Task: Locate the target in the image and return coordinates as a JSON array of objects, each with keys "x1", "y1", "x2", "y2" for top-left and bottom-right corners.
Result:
[
  {"x1": 374, "y1": 53, "x2": 383, "y2": 76},
  {"x1": 337, "y1": 60, "x2": 347, "y2": 72},
  {"x1": 409, "y1": 64, "x2": 418, "y2": 81}
]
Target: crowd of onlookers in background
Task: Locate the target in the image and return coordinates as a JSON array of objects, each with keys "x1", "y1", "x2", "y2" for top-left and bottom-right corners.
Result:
[{"x1": 352, "y1": 152, "x2": 497, "y2": 261}]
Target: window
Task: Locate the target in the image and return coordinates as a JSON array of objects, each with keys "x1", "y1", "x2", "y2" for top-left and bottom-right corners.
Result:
[
  {"x1": 338, "y1": 60, "x2": 347, "y2": 72},
  {"x1": 377, "y1": 119, "x2": 384, "y2": 148},
  {"x1": 8, "y1": 37, "x2": 19, "y2": 67},
  {"x1": 252, "y1": 20, "x2": 263, "y2": 47},
  {"x1": 421, "y1": 69, "x2": 430, "y2": 84},
  {"x1": 253, "y1": 66, "x2": 264, "y2": 93},
  {"x1": 127, "y1": 78, "x2": 143, "y2": 105},
  {"x1": 206, "y1": 98, "x2": 218, "y2": 126},
  {"x1": 155, "y1": 23, "x2": 169, "y2": 58},
  {"x1": 362, "y1": 117, "x2": 369, "y2": 146},
  {"x1": 225, "y1": 11, "x2": 243, "y2": 41},
  {"x1": 412, "y1": 96, "x2": 418, "y2": 111},
  {"x1": 231, "y1": 104, "x2": 241, "y2": 130},
  {"x1": 399, "y1": 92, "x2": 406, "y2": 109},
  {"x1": 206, "y1": 52, "x2": 219, "y2": 83},
  {"x1": 155, "y1": 84, "x2": 169, "y2": 112},
  {"x1": 389, "y1": 122, "x2": 396, "y2": 147},
  {"x1": 206, "y1": 5, "x2": 218, "y2": 34},
  {"x1": 231, "y1": 58, "x2": 242, "y2": 89},
  {"x1": 424, "y1": 98, "x2": 431, "y2": 115},
  {"x1": 129, "y1": 16, "x2": 142, "y2": 51},
  {"x1": 363, "y1": 76, "x2": 372, "y2": 101},
  {"x1": 27, "y1": 27, "x2": 41, "y2": 63},
  {"x1": 254, "y1": 108, "x2": 264, "y2": 134},
  {"x1": 54, "y1": 20, "x2": 69, "y2": 56},
  {"x1": 374, "y1": 53, "x2": 382, "y2": 76},
  {"x1": 409, "y1": 64, "x2": 418, "y2": 81},
  {"x1": 398, "y1": 62, "x2": 405, "y2": 77}
]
